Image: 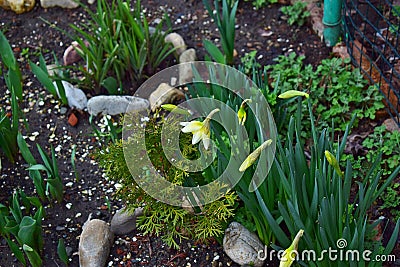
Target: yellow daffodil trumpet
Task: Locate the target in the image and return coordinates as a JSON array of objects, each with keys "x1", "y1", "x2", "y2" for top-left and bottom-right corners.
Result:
[
  {"x1": 239, "y1": 139, "x2": 273, "y2": 172},
  {"x1": 278, "y1": 90, "x2": 309, "y2": 99},
  {"x1": 237, "y1": 98, "x2": 252, "y2": 125},
  {"x1": 180, "y1": 108, "x2": 220, "y2": 150},
  {"x1": 279, "y1": 229, "x2": 304, "y2": 267},
  {"x1": 324, "y1": 150, "x2": 344, "y2": 177}
]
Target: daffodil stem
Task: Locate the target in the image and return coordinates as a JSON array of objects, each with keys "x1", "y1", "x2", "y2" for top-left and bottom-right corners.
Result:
[
  {"x1": 206, "y1": 108, "x2": 220, "y2": 120},
  {"x1": 240, "y1": 98, "x2": 252, "y2": 108}
]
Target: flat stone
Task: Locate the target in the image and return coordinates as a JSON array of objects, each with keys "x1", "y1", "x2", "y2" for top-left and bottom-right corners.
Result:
[
  {"x1": 110, "y1": 207, "x2": 143, "y2": 235},
  {"x1": 40, "y1": 0, "x2": 78, "y2": 8},
  {"x1": 223, "y1": 222, "x2": 265, "y2": 267},
  {"x1": 148, "y1": 83, "x2": 185, "y2": 111},
  {"x1": 54, "y1": 80, "x2": 88, "y2": 110},
  {"x1": 87, "y1": 95, "x2": 149, "y2": 116},
  {"x1": 79, "y1": 218, "x2": 113, "y2": 267}
]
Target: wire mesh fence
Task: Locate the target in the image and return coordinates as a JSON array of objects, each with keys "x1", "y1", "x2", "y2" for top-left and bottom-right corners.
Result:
[{"x1": 343, "y1": 0, "x2": 400, "y2": 126}]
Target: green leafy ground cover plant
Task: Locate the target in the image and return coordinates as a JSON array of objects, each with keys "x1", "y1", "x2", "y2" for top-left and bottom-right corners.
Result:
[
  {"x1": 342, "y1": 125, "x2": 400, "y2": 222},
  {"x1": 96, "y1": 112, "x2": 236, "y2": 249},
  {"x1": 280, "y1": 1, "x2": 310, "y2": 26},
  {"x1": 262, "y1": 53, "x2": 384, "y2": 132},
  {"x1": 245, "y1": 0, "x2": 277, "y2": 9}
]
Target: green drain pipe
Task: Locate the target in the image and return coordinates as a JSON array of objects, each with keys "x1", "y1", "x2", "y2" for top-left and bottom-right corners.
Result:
[{"x1": 323, "y1": 0, "x2": 343, "y2": 46}]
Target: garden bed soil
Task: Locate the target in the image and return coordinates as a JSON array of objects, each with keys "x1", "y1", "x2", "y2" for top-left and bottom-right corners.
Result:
[{"x1": 2, "y1": 0, "x2": 397, "y2": 267}]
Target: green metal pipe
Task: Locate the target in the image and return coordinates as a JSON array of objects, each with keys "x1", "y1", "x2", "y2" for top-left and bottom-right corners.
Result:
[{"x1": 323, "y1": 0, "x2": 343, "y2": 47}]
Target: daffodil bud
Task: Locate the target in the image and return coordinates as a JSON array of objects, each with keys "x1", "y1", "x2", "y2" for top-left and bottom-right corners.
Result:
[
  {"x1": 324, "y1": 150, "x2": 344, "y2": 177},
  {"x1": 237, "y1": 99, "x2": 252, "y2": 126},
  {"x1": 237, "y1": 106, "x2": 246, "y2": 126},
  {"x1": 239, "y1": 139, "x2": 273, "y2": 172},
  {"x1": 279, "y1": 229, "x2": 304, "y2": 267},
  {"x1": 161, "y1": 104, "x2": 192, "y2": 115},
  {"x1": 278, "y1": 90, "x2": 309, "y2": 99}
]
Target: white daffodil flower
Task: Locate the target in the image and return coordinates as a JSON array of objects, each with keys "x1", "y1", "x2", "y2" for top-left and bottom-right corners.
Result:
[{"x1": 180, "y1": 108, "x2": 220, "y2": 150}]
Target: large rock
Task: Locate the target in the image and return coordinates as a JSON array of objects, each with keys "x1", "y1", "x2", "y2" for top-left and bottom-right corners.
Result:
[
  {"x1": 164, "y1": 33, "x2": 187, "y2": 55},
  {"x1": 0, "y1": 0, "x2": 35, "y2": 14},
  {"x1": 79, "y1": 218, "x2": 113, "y2": 267},
  {"x1": 40, "y1": 0, "x2": 78, "y2": 8},
  {"x1": 179, "y1": 49, "x2": 197, "y2": 85},
  {"x1": 110, "y1": 207, "x2": 143, "y2": 235},
  {"x1": 148, "y1": 83, "x2": 185, "y2": 111},
  {"x1": 54, "y1": 80, "x2": 87, "y2": 110},
  {"x1": 223, "y1": 222, "x2": 265, "y2": 267},
  {"x1": 87, "y1": 95, "x2": 149, "y2": 116}
]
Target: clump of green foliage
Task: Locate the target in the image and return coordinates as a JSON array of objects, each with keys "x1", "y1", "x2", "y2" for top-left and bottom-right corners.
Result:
[
  {"x1": 380, "y1": 182, "x2": 400, "y2": 220},
  {"x1": 29, "y1": 53, "x2": 68, "y2": 106},
  {"x1": 0, "y1": 30, "x2": 22, "y2": 164},
  {"x1": 240, "y1": 51, "x2": 261, "y2": 75},
  {"x1": 0, "y1": 190, "x2": 44, "y2": 267},
  {"x1": 259, "y1": 52, "x2": 384, "y2": 132},
  {"x1": 362, "y1": 125, "x2": 400, "y2": 174},
  {"x1": 67, "y1": 0, "x2": 175, "y2": 94},
  {"x1": 96, "y1": 113, "x2": 236, "y2": 249},
  {"x1": 235, "y1": 98, "x2": 400, "y2": 265},
  {"x1": 203, "y1": 0, "x2": 238, "y2": 65},
  {"x1": 244, "y1": 0, "x2": 277, "y2": 9},
  {"x1": 343, "y1": 125, "x2": 400, "y2": 177},
  {"x1": 342, "y1": 125, "x2": 400, "y2": 221},
  {"x1": 280, "y1": 1, "x2": 310, "y2": 26}
]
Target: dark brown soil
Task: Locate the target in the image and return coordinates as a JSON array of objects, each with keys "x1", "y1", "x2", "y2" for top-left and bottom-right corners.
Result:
[{"x1": 0, "y1": 0, "x2": 332, "y2": 266}]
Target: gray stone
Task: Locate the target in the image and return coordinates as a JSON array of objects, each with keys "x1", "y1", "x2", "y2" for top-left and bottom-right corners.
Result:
[
  {"x1": 223, "y1": 222, "x2": 265, "y2": 267},
  {"x1": 40, "y1": 0, "x2": 78, "y2": 8},
  {"x1": 148, "y1": 26, "x2": 165, "y2": 36},
  {"x1": 110, "y1": 207, "x2": 143, "y2": 235},
  {"x1": 164, "y1": 33, "x2": 187, "y2": 55},
  {"x1": 87, "y1": 95, "x2": 149, "y2": 116},
  {"x1": 148, "y1": 83, "x2": 185, "y2": 111},
  {"x1": 179, "y1": 49, "x2": 197, "y2": 85},
  {"x1": 79, "y1": 218, "x2": 113, "y2": 267},
  {"x1": 56, "y1": 225, "x2": 65, "y2": 231},
  {"x1": 54, "y1": 80, "x2": 87, "y2": 110}
]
